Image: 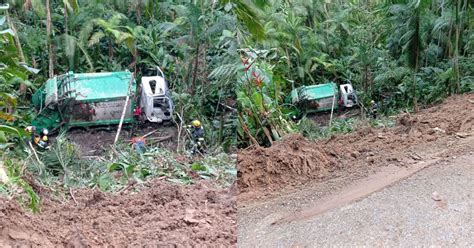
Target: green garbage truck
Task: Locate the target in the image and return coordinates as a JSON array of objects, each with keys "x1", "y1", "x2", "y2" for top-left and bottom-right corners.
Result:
[
  {"x1": 287, "y1": 82, "x2": 358, "y2": 117},
  {"x1": 31, "y1": 68, "x2": 174, "y2": 131}
]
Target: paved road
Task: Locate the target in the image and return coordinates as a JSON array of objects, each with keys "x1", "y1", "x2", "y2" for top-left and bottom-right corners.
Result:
[{"x1": 238, "y1": 154, "x2": 474, "y2": 247}]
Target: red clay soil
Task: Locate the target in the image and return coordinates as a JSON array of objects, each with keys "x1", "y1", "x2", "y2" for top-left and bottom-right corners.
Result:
[
  {"x1": 67, "y1": 125, "x2": 178, "y2": 156},
  {"x1": 237, "y1": 93, "x2": 474, "y2": 199},
  {"x1": 0, "y1": 180, "x2": 236, "y2": 247}
]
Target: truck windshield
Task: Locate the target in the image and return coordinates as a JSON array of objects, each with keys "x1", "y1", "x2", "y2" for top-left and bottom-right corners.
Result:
[{"x1": 153, "y1": 98, "x2": 169, "y2": 109}]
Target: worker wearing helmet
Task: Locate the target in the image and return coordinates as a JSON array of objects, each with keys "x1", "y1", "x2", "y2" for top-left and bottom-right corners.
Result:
[
  {"x1": 25, "y1": 126, "x2": 50, "y2": 149},
  {"x1": 38, "y1": 135, "x2": 49, "y2": 149},
  {"x1": 188, "y1": 120, "x2": 205, "y2": 154},
  {"x1": 370, "y1": 100, "x2": 379, "y2": 119},
  {"x1": 40, "y1": 128, "x2": 48, "y2": 137},
  {"x1": 189, "y1": 120, "x2": 204, "y2": 140},
  {"x1": 25, "y1": 126, "x2": 37, "y2": 145}
]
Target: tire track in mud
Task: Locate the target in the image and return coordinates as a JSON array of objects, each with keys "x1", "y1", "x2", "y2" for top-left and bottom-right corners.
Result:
[
  {"x1": 272, "y1": 153, "x2": 444, "y2": 225},
  {"x1": 239, "y1": 152, "x2": 474, "y2": 247}
]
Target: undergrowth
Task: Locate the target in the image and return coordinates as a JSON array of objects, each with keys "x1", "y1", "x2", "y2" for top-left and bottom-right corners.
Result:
[
  {"x1": 27, "y1": 133, "x2": 236, "y2": 192},
  {"x1": 297, "y1": 115, "x2": 396, "y2": 141},
  {"x1": 1, "y1": 132, "x2": 236, "y2": 213},
  {"x1": 0, "y1": 158, "x2": 40, "y2": 213}
]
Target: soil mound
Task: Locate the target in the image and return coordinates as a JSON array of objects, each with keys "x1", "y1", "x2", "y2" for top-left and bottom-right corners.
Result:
[
  {"x1": 238, "y1": 135, "x2": 339, "y2": 192},
  {"x1": 0, "y1": 180, "x2": 236, "y2": 246},
  {"x1": 238, "y1": 93, "x2": 474, "y2": 197}
]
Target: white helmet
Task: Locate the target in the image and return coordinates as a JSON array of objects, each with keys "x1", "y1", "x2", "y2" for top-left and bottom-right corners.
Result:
[{"x1": 41, "y1": 128, "x2": 49, "y2": 136}]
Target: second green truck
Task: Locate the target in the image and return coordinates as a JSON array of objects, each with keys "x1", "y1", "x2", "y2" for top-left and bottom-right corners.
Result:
[{"x1": 288, "y1": 82, "x2": 358, "y2": 116}]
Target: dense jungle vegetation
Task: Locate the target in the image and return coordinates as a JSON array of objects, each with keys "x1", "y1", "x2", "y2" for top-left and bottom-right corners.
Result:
[{"x1": 236, "y1": 0, "x2": 473, "y2": 147}]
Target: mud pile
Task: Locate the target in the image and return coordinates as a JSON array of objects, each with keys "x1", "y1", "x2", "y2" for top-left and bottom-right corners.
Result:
[
  {"x1": 238, "y1": 93, "x2": 474, "y2": 197},
  {"x1": 67, "y1": 125, "x2": 178, "y2": 156},
  {"x1": 238, "y1": 135, "x2": 339, "y2": 193},
  {"x1": 0, "y1": 180, "x2": 236, "y2": 246}
]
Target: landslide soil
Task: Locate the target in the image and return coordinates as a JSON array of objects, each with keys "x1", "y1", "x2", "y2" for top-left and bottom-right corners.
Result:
[
  {"x1": 237, "y1": 93, "x2": 474, "y2": 201},
  {"x1": 0, "y1": 180, "x2": 236, "y2": 247},
  {"x1": 67, "y1": 124, "x2": 178, "y2": 156}
]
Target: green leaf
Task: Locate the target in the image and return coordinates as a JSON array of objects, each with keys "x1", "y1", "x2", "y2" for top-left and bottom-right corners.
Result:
[
  {"x1": 88, "y1": 32, "x2": 105, "y2": 47},
  {"x1": 0, "y1": 131, "x2": 6, "y2": 143},
  {"x1": 224, "y1": 2, "x2": 233, "y2": 12},
  {"x1": 253, "y1": 0, "x2": 269, "y2": 8},
  {"x1": 222, "y1": 29, "x2": 234, "y2": 38},
  {"x1": 107, "y1": 162, "x2": 127, "y2": 172},
  {"x1": 237, "y1": 91, "x2": 252, "y2": 109},
  {"x1": 98, "y1": 173, "x2": 114, "y2": 191},
  {"x1": 191, "y1": 163, "x2": 207, "y2": 171},
  {"x1": 139, "y1": 168, "x2": 150, "y2": 178},
  {"x1": 251, "y1": 91, "x2": 264, "y2": 112},
  {"x1": 297, "y1": 66, "x2": 304, "y2": 79},
  {"x1": 125, "y1": 164, "x2": 136, "y2": 176},
  {"x1": 232, "y1": 1, "x2": 265, "y2": 40},
  {"x1": 31, "y1": 0, "x2": 46, "y2": 18},
  {"x1": 0, "y1": 125, "x2": 26, "y2": 138}
]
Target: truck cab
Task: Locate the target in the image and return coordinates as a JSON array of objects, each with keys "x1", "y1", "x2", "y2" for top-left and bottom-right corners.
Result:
[
  {"x1": 339, "y1": 83, "x2": 358, "y2": 108},
  {"x1": 140, "y1": 69, "x2": 173, "y2": 123}
]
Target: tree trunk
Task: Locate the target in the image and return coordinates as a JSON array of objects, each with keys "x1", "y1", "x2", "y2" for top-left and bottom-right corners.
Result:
[
  {"x1": 6, "y1": 12, "x2": 25, "y2": 62},
  {"x1": 413, "y1": 52, "x2": 419, "y2": 112},
  {"x1": 46, "y1": 0, "x2": 54, "y2": 78},
  {"x1": 108, "y1": 40, "x2": 114, "y2": 59},
  {"x1": 64, "y1": 1, "x2": 68, "y2": 35},
  {"x1": 191, "y1": 43, "x2": 200, "y2": 96},
  {"x1": 6, "y1": 11, "x2": 27, "y2": 93},
  {"x1": 64, "y1": 1, "x2": 72, "y2": 71},
  {"x1": 453, "y1": 0, "x2": 461, "y2": 93},
  {"x1": 132, "y1": 47, "x2": 138, "y2": 74}
]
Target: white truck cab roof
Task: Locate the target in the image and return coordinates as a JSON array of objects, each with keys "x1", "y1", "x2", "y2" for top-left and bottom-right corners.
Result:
[{"x1": 141, "y1": 76, "x2": 168, "y2": 97}]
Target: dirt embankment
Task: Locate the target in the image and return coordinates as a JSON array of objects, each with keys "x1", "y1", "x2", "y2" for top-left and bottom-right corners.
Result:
[
  {"x1": 238, "y1": 93, "x2": 474, "y2": 199},
  {"x1": 0, "y1": 180, "x2": 236, "y2": 247}
]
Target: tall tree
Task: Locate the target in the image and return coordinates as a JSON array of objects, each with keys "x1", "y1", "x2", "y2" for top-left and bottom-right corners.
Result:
[{"x1": 46, "y1": 0, "x2": 54, "y2": 78}]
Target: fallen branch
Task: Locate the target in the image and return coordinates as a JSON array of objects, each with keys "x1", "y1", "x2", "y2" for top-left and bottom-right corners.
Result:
[
  {"x1": 146, "y1": 135, "x2": 173, "y2": 141},
  {"x1": 238, "y1": 112, "x2": 259, "y2": 147},
  {"x1": 219, "y1": 102, "x2": 237, "y2": 111},
  {"x1": 142, "y1": 129, "x2": 160, "y2": 138},
  {"x1": 126, "y1": 135, "x2": 173, "y2": 143},
  {"x1": 28, "y1": 141, "x2": 42, "y2": 165},
  {"x1": 329, "y1": 88, "x2": 336, "y2": 127},
  {"x1": 114, "y1": 72, "x2": 135, "y2": 145},
  {"x1": 118, "y1": 180, "x2": 137, "y2": 195},
  {"x1": 70, "y1": 188, "x2": 78, "y2": 206},
  {"x1": 175, "y1": 110, "x2": 186, "y2": 153}
]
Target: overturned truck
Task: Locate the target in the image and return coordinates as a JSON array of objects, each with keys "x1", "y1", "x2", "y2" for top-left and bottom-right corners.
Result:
[
  {"x1": 32, "y1": 69, "x2": 173, "y2": 131},
  {"x1": 288, "y1": 82, "x2": 358, "y2": 116}
]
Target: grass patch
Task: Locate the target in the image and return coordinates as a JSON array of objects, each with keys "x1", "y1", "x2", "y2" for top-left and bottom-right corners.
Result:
[
  {"x1": 297, "y1": 114, "x2": 396, "y2": 141},
  {"x1": 26, "y1": 133, "x2": 236, "y2": 193}
]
